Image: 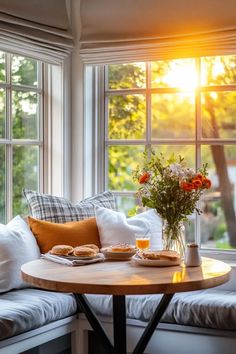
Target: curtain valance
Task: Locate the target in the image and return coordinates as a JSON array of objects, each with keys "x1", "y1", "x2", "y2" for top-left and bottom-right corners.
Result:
[
  {"x1": 0, "y1": 0, "x2": 74, "y2": 64},
  {"x1": 80, "y1": 0, "x2": 236, "y2": 64}
]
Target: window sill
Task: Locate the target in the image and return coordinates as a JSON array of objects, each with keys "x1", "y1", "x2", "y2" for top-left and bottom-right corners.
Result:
[{"x1": 200, "y1": 249, "x2": 236, "y2": 264}]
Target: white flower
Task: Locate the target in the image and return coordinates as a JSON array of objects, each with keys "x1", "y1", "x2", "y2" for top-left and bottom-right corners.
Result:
[
  {"x1": 169, "y1": 163, "x2": 185, "y2": 177},
  {"x1": 183, "y1": 167, "x2": 195, "y2": 178}
]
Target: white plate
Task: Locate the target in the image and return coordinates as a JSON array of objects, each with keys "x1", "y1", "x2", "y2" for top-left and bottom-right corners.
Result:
[
  {"x1": 132, "y1": 254, "x2": 181, "y2": 267},
  {"x1": 60, "y1": 254, "x2": 98, "y2": 261},
  {"x1": 101, "y1": 248, "x2": 136, "y2": 260}
]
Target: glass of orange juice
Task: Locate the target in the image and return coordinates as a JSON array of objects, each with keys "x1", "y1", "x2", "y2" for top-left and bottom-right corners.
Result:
[{"x1": 135, "y1": 234, "x2": 151, "y2": 252}]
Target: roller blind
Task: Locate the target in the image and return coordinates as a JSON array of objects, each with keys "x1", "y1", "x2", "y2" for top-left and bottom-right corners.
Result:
[
  {"x1": 0, "y1": 0, "x2": 74, "y2": 64},
  {"x1": 80, "y1": 0, "x2": 236, "y2": 64}
]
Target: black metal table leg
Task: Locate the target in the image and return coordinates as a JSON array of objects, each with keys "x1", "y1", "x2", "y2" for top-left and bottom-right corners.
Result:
[
  {"x1": 133, "y1": 293, "x2": 174, "y2": 354},
  {"x1": 75, "y1": 292, "x2": 174, "y2": 354},
  {"x1": 113, "y1": 295, "x2": 126, "y2": 354},
  {"x1": 74, "y1": 293, "x2": 114, "y2": 353}
]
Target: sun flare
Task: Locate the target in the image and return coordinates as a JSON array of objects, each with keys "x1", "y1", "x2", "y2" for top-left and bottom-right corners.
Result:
[{"x1": 164, "y1": 61, "x2": 198, "y2": 91}]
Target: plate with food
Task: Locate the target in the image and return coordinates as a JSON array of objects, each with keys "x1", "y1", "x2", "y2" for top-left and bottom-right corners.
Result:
[
  {"x1": 48, "y1": 244, "x2": 100, "y2": 260},
  {"x1": 101, "y1": 244, "x2": 136, "y2": 260},
  {"x1": 132, "y1": 250, "x2": 181, "y2": 267}
]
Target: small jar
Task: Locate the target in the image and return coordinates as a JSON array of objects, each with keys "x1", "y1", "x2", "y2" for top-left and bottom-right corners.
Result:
[{"x1": 184, "y1": 243, "x2": 202, "y2": 267}]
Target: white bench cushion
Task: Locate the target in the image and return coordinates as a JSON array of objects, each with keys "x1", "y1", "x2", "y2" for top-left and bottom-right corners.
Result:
[
  {"x1": 86, "y1": 289, "x2": 236, "y2": 331},
  {"x1": 0, "y1": 288, "x2": 77, "y2": 340}
]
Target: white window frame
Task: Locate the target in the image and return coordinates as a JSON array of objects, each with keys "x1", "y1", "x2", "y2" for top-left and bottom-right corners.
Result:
[
  {"x1": 0, "y1": 50, "x2": 71, "y2": 221},
  {"x1": 0, "y1": 52, "x2": 44, "y2": 221},
  {"x1": 44, "y1": 58, "x2": 71, "y2": 199},
  {"x1": 84, "y1": 59, "x2": 236, "y2": 261}
]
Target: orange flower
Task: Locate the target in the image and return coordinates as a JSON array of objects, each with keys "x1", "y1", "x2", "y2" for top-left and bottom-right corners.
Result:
[
  {"x1": 202, "y1": 177, "x2": 211, "y2": 189},
  {"x1": 195, "y1": 173, "x2": 204, "y2": 182},
  {"x1": 180, "y1": 181, "x2": 195, "y2": 192},
  {"x1": 192, "y1": 178, "x2": 202, "y2": 189},
  {"x1": 138, "y1": 172, "x2": 150, "y2": 184}
]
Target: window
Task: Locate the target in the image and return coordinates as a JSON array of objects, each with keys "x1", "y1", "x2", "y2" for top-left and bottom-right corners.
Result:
[
  {"x1": 0, "y1": 51, "x2": 43, "y2": 222},
  {"x1": 103, "y1": 55, "x2": 236, "y2": 251}
]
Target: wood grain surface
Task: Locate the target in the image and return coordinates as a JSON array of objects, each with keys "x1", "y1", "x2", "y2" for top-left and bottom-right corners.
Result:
[{"x1": 21, "y1": 257, "x2": 231, "y2": 295}]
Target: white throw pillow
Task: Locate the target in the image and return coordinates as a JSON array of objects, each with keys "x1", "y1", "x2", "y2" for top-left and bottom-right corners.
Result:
[
  {"x1": 95, "y1": 207, "x2": 162, "y2": 249},
  {"x1": 0, "y1": 215, "x2": 41, "y2": 293}
]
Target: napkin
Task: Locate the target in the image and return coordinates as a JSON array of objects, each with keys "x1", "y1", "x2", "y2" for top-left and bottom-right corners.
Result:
[{"x1": 41, "y1": 253, "x2": 105, "y2": 266}]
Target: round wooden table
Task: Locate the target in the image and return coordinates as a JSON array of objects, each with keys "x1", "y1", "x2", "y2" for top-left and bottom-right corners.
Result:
[{"x1": 22, "y1": 257, "x2": 231, "y2": 354}]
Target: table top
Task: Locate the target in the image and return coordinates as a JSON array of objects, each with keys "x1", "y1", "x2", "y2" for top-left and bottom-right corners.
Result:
[{"x1": 21, "y1": 257, "x2": 231, "y2": 295}]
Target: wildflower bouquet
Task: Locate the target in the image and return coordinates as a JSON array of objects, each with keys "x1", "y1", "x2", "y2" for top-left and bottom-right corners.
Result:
[{"x1": 133, "y1": 150, "x2": 211, "y2": 256}]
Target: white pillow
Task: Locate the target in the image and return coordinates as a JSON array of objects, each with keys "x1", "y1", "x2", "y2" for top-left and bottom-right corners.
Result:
[
  {"x1": 0, "y1": 215, "x2": 41, "y2": 293},
  {"x1": 95, "y1": 207, "x2": 162, "y2": 249}
]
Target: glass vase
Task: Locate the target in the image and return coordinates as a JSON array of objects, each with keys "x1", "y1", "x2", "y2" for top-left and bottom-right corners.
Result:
[{"x1": 162, "y1": 221, "x2": 186, "y2": 259}]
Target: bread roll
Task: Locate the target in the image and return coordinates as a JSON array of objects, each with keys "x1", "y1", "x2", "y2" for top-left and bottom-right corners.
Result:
[
  {"x1": 73, "y1": 246, "x2": 97, "y2": 257},
  {"x1": 109, "y1": 244, "x2": 135, "y2": 253},
  {"x1": 83, "y1": 244, "x2": 99, "y2": 253},
  {"x1": 49, "y1": 245, "x2": 74, "y2": 256},
  {"x1": 141, "y1": 250, "x2": 180, "y2": 261}
]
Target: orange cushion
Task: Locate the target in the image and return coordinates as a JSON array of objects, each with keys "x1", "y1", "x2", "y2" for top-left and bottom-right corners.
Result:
[{"x1": 28, "y1": 216, "x2": 101, "y2": 253}]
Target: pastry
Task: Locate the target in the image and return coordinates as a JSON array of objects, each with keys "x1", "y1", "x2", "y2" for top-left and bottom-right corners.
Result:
[
  {"x1": 109, "y1": 244, "x2": 135, "y2": 253},
  {"x1": 49, "y1": 245, "x2": 74, "y2": 256},
  {"x1": 83, "y1": 244, "x2": 99, "y2": 253},
  {"x1": 73, "y1": 246, "x2": 97, "y2": 257},
  {"x1": 141, "y1": 250, "x2": 180, "y2": 261}
]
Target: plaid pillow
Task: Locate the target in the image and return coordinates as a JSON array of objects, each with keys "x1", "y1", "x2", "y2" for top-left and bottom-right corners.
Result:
[{"x1": 23, "y1": 189, "x2": 116, "y2": 223}]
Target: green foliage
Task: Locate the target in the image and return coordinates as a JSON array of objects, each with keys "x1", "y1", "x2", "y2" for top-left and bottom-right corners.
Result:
[
  {"x1": 108, "y1": 145, "x2": 144, "y2": 191},
  {"x1": 108, "y1": 63, "x2": 145, "y2": 89},
  {"x1": 12, "y1": 91, "x2": 38, "y2": 139},
  {"x1": 0, "y1": 52, "x2": 5, "y2": 82},
  {"x1": 215, "y1": 241, "x2": 233, "y2": 250},
  {"x1": 13, "y1": 146, "x2": 39, "y2": 216},
  {"x1": 12, "y1": 55, "x2": 38, "y2": 86},
  {"x1": 108, "y1": 94, "x2": 145, "y2": 139},
  {"x1": 214, "y1": 223, "x2": 227, "y2": 241}
]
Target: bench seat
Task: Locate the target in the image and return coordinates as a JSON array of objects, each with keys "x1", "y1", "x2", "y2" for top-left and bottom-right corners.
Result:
[
  {"x1": 0, "y1": 288, "x2": 77, "y2": 340},
  {"x1": 86, "y1": 289, "x2": 236, "y2": 331}
]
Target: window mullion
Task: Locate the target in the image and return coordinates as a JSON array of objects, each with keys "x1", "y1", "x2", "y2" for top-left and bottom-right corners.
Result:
[
  {"x1": 97, "y1": 66, "x2": 106, "y2": 193},
  {"x1": 195, "y1": 57, "x2": 201, "y2": 245},
  {"x1": 5, "y1": 54, "x2": 12, "y2": 221},
  {"x1": 146, "y1": 62, "x2": 152, "y2": 153}
]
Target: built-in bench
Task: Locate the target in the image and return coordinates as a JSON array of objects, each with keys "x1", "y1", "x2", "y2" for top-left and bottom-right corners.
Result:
[{"x1": 0, "y1": 288, "x2": 79, "y2": 354}]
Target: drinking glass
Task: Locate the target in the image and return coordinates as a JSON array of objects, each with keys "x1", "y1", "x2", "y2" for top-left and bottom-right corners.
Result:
[{"x1": 135, "y1": 234, "x2": 151, "y2": 252}]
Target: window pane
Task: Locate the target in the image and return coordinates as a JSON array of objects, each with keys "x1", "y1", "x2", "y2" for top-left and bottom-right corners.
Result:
[
  {"x1": 108, "y1": 95, "x2": 146, "y2": 139},
  {"x1": 0, "y1": 52, "x2": 5, "y2": 83},
  {"x1": 151, "y1": 94, "x2": 195, "y2": 139},
  {"x1": 151, "y1": 59, "x2": 197, "y2": 90},
  {"x1": 12, "y1": 91, "x2": 39, "y2": 139},
  {"x1": 13, "y1": 145, "x2": 39, "y2": 216},
  {"x1": 201, "y1": 55, "x2": 236, "y2": 86},
  {"x1": 202, "y1": 92, "x2": 236, "y2": 139},
  {"x1": 0, "y1": 145, "x2": 6, "y2": 223},
  {"x1": 0, "y1": 89, "x2": 6, "y2": 138},
  {"x1": 115, "y1": 195, "x2": 137, "y2": 215},
  {"x1": 184, "y1": 218, "x2": 195, "y2": 244},
  {"x1": 153, "y1": 145, "x2": 195, "y2": 168},
  {"x1": 12, "y1": 55, "x2": 38, "y2": 86},
  {"x1": 108, "y1": 145, "x2": 144, "y2": 191},
  {"x1": 201, "y1": 145, "x2": 236, "y2": 250},
  {"x1": 108, "y1": 63, "x2": 146, "y2": 89}
]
